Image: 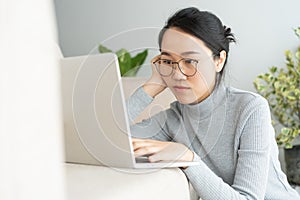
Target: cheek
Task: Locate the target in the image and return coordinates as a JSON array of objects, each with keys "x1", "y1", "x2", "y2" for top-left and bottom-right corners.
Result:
[
  {"x1": 198, "y1": 59, "x2": 217, "y2": 84},
  {"x1": 195, "y1": 59, "x2": 216, "y2": 81},
  {"x1": 191, "y1": 73, "x2": 212, "y2": 90},
  {"x1": 188, "y1": 66, "x2": 216, "y2": 97},
  {"x1": 196, "y1": 67, "x2": 216, "y2": 88}
]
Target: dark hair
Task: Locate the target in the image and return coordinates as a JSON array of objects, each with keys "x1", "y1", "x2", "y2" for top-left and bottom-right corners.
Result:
[{"x1": 158, "y1": 7, "x2": 236, "y2": 83}]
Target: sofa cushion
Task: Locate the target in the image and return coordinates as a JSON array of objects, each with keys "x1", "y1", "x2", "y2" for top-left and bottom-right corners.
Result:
[{"x1": 65, "y1": 163, "x2": 191, "y2": 200}]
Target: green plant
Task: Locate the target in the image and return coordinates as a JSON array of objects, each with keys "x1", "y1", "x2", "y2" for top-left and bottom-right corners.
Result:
[
  {"x1": 253, "y1": 27, "x2": 300, "y2": 149},
  {"x1": 98, "y1": 44, "x2": 148, "y2": 77}
]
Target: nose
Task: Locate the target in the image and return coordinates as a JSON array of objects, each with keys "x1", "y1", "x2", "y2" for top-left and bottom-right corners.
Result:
[{"x1": 171, "y1": 65, "x2": 187, "y2": 80}]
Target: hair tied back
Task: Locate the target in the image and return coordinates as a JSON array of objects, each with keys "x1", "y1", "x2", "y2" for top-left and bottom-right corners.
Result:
[{"x1": 223, "y1": 26, "x2": 236, "y2": 43}]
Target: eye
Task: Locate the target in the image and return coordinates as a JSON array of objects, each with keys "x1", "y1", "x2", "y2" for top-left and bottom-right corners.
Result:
[
  {"x1": 184, "y1": 59, "x2": 198, "y2": 65},
  {"x1": 161, "y1": 59, "x2": 173, "y2": 65}
]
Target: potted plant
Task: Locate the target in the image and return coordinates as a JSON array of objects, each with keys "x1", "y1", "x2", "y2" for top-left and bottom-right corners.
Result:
[
  {"x1": 98, "y1": 44, "x2": 148, "y2": 77},
  {"x1": 253, "y1": 27, "x2": 300, "y2": 185}
]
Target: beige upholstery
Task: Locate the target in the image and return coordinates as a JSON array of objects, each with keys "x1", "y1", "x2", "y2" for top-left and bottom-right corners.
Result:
[{"x1": 65, "y1": 163, "x2": 191, "y2": 200}]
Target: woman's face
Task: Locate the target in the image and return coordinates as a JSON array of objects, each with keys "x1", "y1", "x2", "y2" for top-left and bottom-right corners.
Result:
[{"x1": 160, "y1": 28, "x2": 225, "y2": 104}]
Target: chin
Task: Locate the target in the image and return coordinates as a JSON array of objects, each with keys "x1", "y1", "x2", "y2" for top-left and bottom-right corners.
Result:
[
  {"x1": 171, "y1": 91, "x2": 197, "y2": 105},
  {"x1": 175, "y1": 96, "x2": 196, "y2": 105}
]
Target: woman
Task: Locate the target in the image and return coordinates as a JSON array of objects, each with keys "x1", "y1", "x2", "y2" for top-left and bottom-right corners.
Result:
[{"x1": 127, "y1": 7, "x2": 300, "y2": 199}]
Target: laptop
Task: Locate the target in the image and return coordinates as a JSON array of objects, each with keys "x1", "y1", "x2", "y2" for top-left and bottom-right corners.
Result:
[{"x1": 60, "y1": 53, "x2": 199, "y2": 168}]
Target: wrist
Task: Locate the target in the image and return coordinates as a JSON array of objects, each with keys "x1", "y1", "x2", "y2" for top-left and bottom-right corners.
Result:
[
  {"x1": 185, "y1": 150, "x2": 194, "y2": 162},
  {"x1": 142, "y1": 80, "x2": 166, "y2": 98},
  {"x1": 180, "y1": 150, "x2": 194, "y2": 170}
]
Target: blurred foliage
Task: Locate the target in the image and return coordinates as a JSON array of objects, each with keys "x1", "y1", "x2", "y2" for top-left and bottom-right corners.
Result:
[
  {"x1": 98, "y1": 44, "x2": 148, "y2": 77},
  {"x1": 253, "y1": 27, "x2": 300, "y2": 148}
]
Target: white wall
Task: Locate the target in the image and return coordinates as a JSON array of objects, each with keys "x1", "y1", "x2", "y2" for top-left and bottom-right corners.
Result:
[{"x1": 54, "y1": 0, "x2": 300, "y2": 91}]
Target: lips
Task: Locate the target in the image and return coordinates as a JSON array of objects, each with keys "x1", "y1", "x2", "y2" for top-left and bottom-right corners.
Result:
[{"x1": 173, "y1": 85, "x2": 191, "y2": 92}]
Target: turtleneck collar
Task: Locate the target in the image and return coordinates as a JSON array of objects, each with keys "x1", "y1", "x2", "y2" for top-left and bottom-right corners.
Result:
[{"x1": 180, "y1": 83, "x2": 227, "y2": 120}]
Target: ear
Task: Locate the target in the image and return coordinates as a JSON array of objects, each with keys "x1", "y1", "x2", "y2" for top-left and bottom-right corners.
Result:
[{"x1": 214, "y1": 50, "x2": 227, "y2": 72}]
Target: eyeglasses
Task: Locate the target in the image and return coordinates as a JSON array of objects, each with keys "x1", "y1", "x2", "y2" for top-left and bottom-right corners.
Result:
[{"x1": 153, "y1": 58, "x2": 199, "y2": 77}]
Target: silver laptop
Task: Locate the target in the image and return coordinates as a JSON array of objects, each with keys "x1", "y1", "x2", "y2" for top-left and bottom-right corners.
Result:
[{"x1": 60, "y1": 53, "x2": 199, "y2": 168}]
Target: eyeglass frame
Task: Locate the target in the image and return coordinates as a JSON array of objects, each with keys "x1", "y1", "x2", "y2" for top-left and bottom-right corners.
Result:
[
  {"x1": 152, "y1": 52, "x2": 219, "y2": 77},
  {"x1": 153, "y1": 57, "x2": 199, "y2": 77}
]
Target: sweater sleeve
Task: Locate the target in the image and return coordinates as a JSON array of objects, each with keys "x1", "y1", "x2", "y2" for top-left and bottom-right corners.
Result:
[
  {"x1": 183, "y1": 97, "x2": 272, "y2": 200},
  {"x1": 126, "y1": 86, "x2": 153, "y2": 123},
  {"x1": 126, "y1": 87, "x2": 172, "y2": 141}
]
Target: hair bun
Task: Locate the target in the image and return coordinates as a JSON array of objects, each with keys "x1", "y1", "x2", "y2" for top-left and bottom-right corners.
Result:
[{"x1": 223, "y1": 26, "x2": 236, "y2": 43}]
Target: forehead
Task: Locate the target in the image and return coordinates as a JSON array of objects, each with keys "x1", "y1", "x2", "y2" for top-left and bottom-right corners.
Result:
[{"x1": 160, "y1": 28, "x2": 211, "y2": 56}]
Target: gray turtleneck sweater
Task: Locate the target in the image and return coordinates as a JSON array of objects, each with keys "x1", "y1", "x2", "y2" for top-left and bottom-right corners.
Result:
[{"x1": 127, "y1": 84, "x2": 300, "y2": 200}]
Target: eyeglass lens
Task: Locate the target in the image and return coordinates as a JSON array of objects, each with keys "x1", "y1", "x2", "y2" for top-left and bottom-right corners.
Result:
[{"x1": 154, "y1": 59, "x2": 197, "y2": 77}]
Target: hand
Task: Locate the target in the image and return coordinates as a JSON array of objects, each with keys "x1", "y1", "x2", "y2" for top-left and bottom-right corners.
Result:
[
  {"x1": 143, "y1": 55, "x2": 167, "y2": 98},
  {"x1": 132, "y1": 138, "x2": 194, "y2": 163}
]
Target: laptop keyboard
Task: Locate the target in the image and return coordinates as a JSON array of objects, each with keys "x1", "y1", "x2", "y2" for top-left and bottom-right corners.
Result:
[
  {"x1": 135, "y1": 156, "x2": 150, "y2": 163},
  {"x1": 135, "y1": 157, "x2": 173, "y2": 164}
]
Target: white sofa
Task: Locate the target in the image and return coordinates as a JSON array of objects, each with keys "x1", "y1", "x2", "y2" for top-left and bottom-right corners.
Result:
[
  {"x1": 62, "y1": 74, "x2": 198, "y2": 200},
  {"x1": 65, "y1": 163, "x2": 193, "y2": 200}
]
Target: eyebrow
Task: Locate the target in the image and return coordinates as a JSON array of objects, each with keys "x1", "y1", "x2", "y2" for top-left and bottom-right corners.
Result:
[
  {"x1": 181, "y1": 51, "x2": 202, "y2": 56},
  {"x1": 160, "y1": 51, "x2": 201, "y2": 57},
  {"x1": 160, "y1": 51, "x2": 171, "y2": 56}
]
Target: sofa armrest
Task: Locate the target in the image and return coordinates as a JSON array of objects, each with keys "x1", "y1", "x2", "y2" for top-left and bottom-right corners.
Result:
[{"x1": 65, "y1": 163, "x2": 191, "y2": 200}]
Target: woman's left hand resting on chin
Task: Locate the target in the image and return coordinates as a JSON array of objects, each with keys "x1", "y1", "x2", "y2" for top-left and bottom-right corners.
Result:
[{"x1": 132, "y1": 138, "x2": 194, "y2": 165}]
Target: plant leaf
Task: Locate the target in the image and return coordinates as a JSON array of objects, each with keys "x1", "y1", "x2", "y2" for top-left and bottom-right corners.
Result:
[
  {"x1": 295, "y1": 27, "x2": 300, "y2": 38},
  {"x1": 253, "y1": 26, "x2": 300, "y2": 148},
  {"x1": 116, "y1": 49, "x2": 132, "y2": 76},
  {"x1": 131, "y1": 49, "x2": 148, "y2": 68},
  {"x1": 98, "y1": 44, "x2": 113, "y2": 53}
]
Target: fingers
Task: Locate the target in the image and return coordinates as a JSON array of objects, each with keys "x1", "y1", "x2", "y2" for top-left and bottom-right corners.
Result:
[
  {"x1": 142, "y1": 55, "x2": 167, "y2": 98},
  {"x1": 132, "y1": 138, "x2": 165, "y2": 159},
  {"x1": 150, "y1": 55, "x2": 162, "y2": 76},
  {"x1": 132, "y1": 138, "x2": 159, "y2": 144},
  {"x1": 132, "y1": 139, "x2": 154, "y2": 151},
  {"x1": 131, "y1": 138, "x2": 193, "y2": 163},
  {"x1": 132, "y1": 138, "x2": 156, "y2": 146},
  {"x1": 134, "y1": 146, "x2": 161, "y2": 158},
  {"x1": 151, "y1": 55, "x2": 161, "y2": 64},
  {"x1": 132, "y1": 138, "x2": 160, "y2": 151},
  {"x1": 132, "y1": 138, "x2": 150, "y2": 142}
]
